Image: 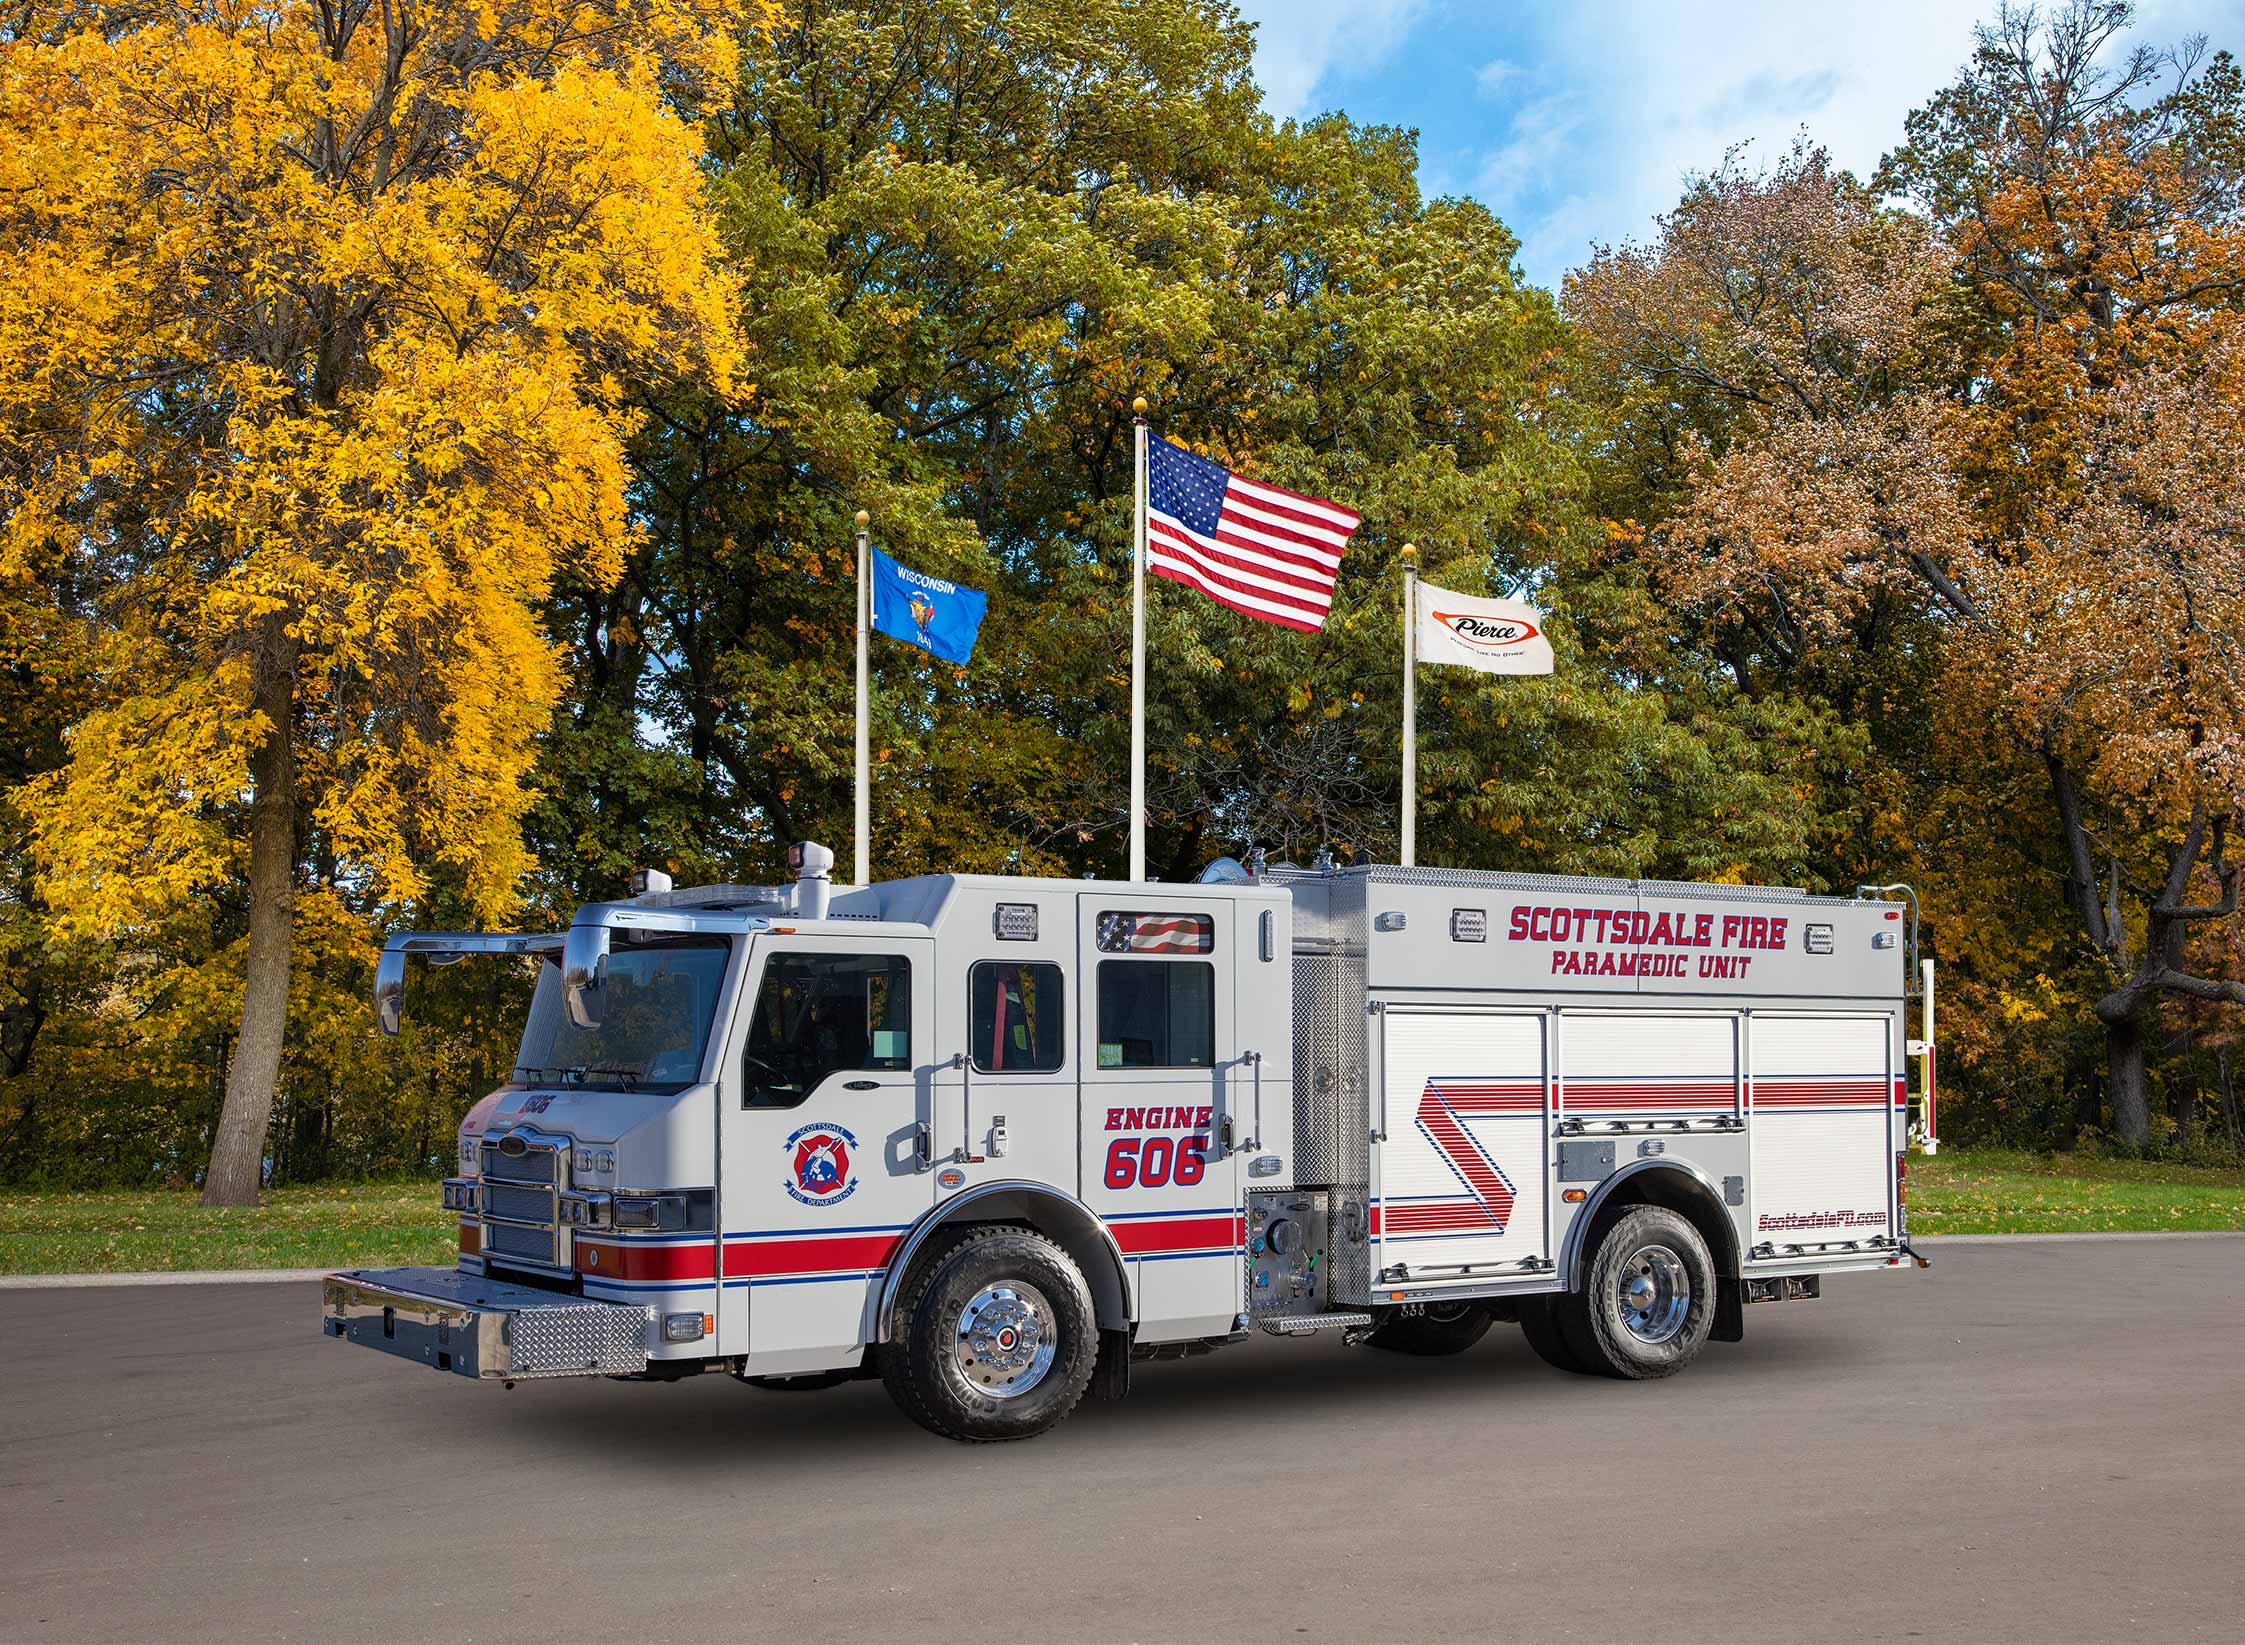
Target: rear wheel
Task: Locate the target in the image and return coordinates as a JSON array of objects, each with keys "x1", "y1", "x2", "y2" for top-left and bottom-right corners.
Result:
[
  {"x1": 1361, "y1": 1301, "x2": 1494, "y2": 1356},
  {"x1": 881, "y1": 1225, "x2": 1098, "y2": 1442},
  {"x1": 1563, "y1": 1206, "x2": 1715, "y2": 1380}
]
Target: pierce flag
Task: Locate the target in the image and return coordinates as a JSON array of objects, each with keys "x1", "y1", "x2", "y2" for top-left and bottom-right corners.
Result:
[{"x1": 1414, "y1": 580, "x2": 1553, "y2": 675}]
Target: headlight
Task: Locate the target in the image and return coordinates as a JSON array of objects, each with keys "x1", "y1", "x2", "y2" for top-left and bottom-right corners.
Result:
[
  {"x1": 458, "y1": 1135, "x2": 478, "y2": 1173},
  {"x1": 440, "y1": 1178, "x2": 480, "y2": 1213},
  {"x1": 611, "y1": 1193, "x2": 688, "y2": 1232}
]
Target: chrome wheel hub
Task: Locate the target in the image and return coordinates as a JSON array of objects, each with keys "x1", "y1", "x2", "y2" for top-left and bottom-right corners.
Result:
[
  {"x1": 955, "y1": 1281, "x2": 1057, "y2": 1398},
  {"x1": 1615, "y1": 1244, "x2": 1691, "y2": 1345}
]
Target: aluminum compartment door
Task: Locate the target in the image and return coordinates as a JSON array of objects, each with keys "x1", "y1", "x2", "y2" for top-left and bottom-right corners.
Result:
[
  {"x1": 1561, "y1": 1012, "x2": 1739, "y2": 1121},
  {"x1": 1376, "y1": 1010, "x2": 1550, "y2": 1276},
  {"x1": 1747, "y1": 1013, "x2": 1895, "y2": 1253}
]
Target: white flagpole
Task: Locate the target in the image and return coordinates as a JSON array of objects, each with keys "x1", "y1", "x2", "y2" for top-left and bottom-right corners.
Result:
[
  {"x1": 1401, "y1": 542, "x2": 1418, "y2": 868},
  {"x1": 1130, "y1": 396, "x2": 1149, "y2": 883},
  {"x1": 854, "y1": 509, "x2": 871, "y2": 887}
]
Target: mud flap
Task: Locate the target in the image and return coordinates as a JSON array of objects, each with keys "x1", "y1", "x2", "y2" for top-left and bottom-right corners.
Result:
[
  {"x1": 1713, "y1": 1275, "x2": 1745, "y2": 1343},
  {"x1": 1091, "y1": 1327, "x2": 1132, "y2": 1401}
]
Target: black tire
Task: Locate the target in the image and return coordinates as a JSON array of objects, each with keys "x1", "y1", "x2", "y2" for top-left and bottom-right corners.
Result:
[
  {"x1": 1361, "y1": 1301, "x2": 1494, "y2": 1356},
  {"x1": 742, "y1": 1371, "x2": 854, "y2": 1393},
  {"x1": 881, "y1": 1225, "x2": 1098, "y2": 1442},
  {"x1": 1517, "y1": 1295, "x2": 1593, "y2": 1373},
  {"x1": 1564, "y1": 1206, "x2": 1716, "y2": 1380}
]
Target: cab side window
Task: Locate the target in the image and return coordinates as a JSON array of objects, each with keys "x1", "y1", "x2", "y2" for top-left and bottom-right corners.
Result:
[
  {"x1": 742, "y1": 953, "x2": 911, "y2": 1108},
  {"x1": 971, "y1": 961, "x2": 1065, "y2": 1073},
  {"x1": 1096, "y1": 961, "x2": 1214, "y2": 1068}
]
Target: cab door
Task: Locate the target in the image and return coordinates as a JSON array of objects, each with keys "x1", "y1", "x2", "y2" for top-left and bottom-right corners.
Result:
[
  {"x1": 940, "y1": 886, "x2": 1077, "y2": 1200},
  {"x1": 719, "y1": 932, "x2": 935, "y2": 1373},
  {"x1": 1077, "y1": 894, "x2": 1244, "y2": 1342}
]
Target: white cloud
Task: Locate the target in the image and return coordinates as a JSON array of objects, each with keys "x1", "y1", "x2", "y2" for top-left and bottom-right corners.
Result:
[
  {"x1": 1472, "y1": 90, "x2": 1583, "y2": 200},
  {"x1": 1232, "y1": 0, "x2": 1428, "y2": 120},
  {"x1": 1481, "y1": 0, "x2": 1989, "y2": 287},
  {"x1": 1473, "y1": 57, "x2": 1524, "y2": 98}
]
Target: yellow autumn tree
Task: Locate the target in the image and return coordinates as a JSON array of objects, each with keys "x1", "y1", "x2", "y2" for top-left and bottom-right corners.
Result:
[{"x1": 0, "y1": 1, "x2": 741, "y2": 1202}]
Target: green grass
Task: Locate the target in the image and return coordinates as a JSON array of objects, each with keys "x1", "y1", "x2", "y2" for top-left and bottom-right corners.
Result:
[
  {"x1": 0, "y1": 1180, "x2": 455, "y2": 1275},
  {"x1": 1910, "y1": 1147, "x2": 2245, "y2": 1235},
  {"x1": 0, "y1": 1148, "x2": 2240, "y2": 1274}
]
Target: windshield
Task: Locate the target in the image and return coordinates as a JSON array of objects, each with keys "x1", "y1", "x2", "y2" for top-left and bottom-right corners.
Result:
[{"x1": 513, "y1": 937, "x2": 731, "y2": 1093}]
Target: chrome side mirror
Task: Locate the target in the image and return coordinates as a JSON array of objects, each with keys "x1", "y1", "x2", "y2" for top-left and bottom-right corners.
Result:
[
  {"x1": 373, "y1": 946, "x2": 407, "y2": 1037},
  {"x1": 561, "y1": 923, "x2": 611, "y2": 1029}
]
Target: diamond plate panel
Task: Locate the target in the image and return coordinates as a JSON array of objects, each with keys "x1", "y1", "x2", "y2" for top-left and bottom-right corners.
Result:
[
  {"x1": 1264, "y1": 870, "x2": 1373, "y2": 1305},
  {"x1": 503, "y1": 1299, "x2": 653, "y2": 1378}
]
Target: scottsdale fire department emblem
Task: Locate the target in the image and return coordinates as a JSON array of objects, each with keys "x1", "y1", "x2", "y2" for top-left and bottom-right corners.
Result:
[{"x1": 784, "y1": 1122, "x2": 860, "y2": 1206}]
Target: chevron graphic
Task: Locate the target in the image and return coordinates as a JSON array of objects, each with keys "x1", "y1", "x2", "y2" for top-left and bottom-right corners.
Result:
[{"x1": 1413, "y1": 1081, "x2": 1517, "y2": 1232}]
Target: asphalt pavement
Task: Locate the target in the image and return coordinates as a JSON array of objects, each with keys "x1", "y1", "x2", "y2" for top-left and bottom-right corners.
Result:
[{"x1": 2, "y1": 1236, "x2": 2240, "y2": 1643}]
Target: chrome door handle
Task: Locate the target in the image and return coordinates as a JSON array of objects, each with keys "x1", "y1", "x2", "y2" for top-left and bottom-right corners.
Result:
[{"x1": 1243, "y1": 1049, "x2": 1263, "y2": 1151}]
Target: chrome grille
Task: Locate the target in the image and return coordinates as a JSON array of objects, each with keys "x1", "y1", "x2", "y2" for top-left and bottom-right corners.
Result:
[
  {"x1": 486, "y1": 1220, "x2": 559, "y2": 1265},
  {"x1": 484, "y1": 1181, "x2": 554, "y2": 1225},
  {"x1": 482, "y1": 1138, "x2": 558, "y2": 1184}
]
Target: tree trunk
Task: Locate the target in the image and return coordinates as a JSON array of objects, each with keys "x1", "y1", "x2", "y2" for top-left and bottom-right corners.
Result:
[
  {"x1": 201, "y1": 638, "x2": 298, "y2": 1207},
  {"x1": 2105, "y1": 1012, "x2": 2150, "y2": 1147},
  {"x1": 2219, "y1": 1049, "x2": 2240, "y2": 1150}
]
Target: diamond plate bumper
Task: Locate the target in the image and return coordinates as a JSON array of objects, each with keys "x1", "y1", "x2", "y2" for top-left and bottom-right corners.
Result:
[{"x1": 321, "y1": 1266, "x2": 652, "y2": 1381}]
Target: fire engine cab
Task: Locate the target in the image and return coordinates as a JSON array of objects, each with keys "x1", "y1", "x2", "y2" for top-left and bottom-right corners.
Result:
[{"x1": 324, "y1": 842, "x2": 1927, "y2": 1441}]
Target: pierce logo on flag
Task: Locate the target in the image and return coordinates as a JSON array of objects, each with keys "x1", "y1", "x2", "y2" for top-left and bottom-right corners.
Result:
[
  {"x1": 1433, "y1": 610, "x2": 1541, "y2": 650},
  {"x1": 1414, "y1": 580, "x2": 1553, "y2": 676},
  {"x1": 1146, "y1": 435, "x2": 1359, "y2": 632}
]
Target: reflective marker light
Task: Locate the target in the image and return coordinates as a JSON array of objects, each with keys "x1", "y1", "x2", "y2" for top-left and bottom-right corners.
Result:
[
  {"x1": 662, "y1": 1312, "x2": 708, "y2": 1344},
  {"x1": 993, "y1": 902, "x2": 1038, "y2": 941},
  {"x1": 1805, "y1": 923, "x2": 1835, "y2": 954},
  {"x1": 612, "y1": 1193, "x2": 688, "y2": 1232},
  {"x1": 1450, "y1": 908, "x2": 1487, "y2": 943}
]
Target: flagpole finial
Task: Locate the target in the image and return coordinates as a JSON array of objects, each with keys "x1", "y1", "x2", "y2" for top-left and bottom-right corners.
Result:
[
  {"x1": 1401, "y1": 541, "x2": 1417, "y2": 561},
  {"x1": 854, "y1": 509, "x2": 869, "y2": 529},
  {"x1": 1132, "y1": 396, "x2": 1148, "y2": 417}
]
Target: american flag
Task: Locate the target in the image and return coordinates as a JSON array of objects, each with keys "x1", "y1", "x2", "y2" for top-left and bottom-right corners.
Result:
[
  {"x1": 1096, "y1": 912, "x2": 1213, "y2": 954},
  {"x1": 1146, "y1": 435, "x2": 1359, "y2": 632}
]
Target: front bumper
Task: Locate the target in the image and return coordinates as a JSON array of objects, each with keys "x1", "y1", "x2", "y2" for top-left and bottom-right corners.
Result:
[{"x1": 321, "y1": 1266, "x2": 652, "y2": 1381}]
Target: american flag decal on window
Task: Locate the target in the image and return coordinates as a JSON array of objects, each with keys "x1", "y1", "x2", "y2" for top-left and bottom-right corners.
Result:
[{"x1": 1096, "y1": 912, "x2": 1214, "y2": 954}]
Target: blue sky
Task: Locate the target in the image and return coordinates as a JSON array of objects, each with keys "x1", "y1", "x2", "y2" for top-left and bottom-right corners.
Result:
[{"x1": 1233, "y1": 0, "x2": 2245, "y2": 293}]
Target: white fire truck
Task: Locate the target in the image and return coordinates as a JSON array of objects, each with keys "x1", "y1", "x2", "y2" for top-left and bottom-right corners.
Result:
[{"x1": 324, "y1": 843, "x2": 1929, "y2": 1442}]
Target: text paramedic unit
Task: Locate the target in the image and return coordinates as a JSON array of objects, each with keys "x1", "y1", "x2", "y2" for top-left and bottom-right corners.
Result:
[{"x1": 324, "y1": 841, "x2": 1928, "y2": 1442}]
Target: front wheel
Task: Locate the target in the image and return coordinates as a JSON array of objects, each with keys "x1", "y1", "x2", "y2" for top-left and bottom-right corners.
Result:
[
  {"x1": 1562, "y1": 1206, "x2": 1716, "y2": 1380},
  {"x1": 881, "y1": 1226, "x2": 1098, "y2": 1442},
  {"x1": 1360, "y1": 1301, "x2": 1494, "y2": 1356}
]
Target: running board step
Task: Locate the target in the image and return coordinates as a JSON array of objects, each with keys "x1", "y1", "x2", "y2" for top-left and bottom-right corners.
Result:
[{"x1": 1258, "y1": 1311, "x2": 1374, "y2": 1335}]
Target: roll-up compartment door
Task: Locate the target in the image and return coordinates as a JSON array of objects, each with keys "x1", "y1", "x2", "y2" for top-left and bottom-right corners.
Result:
[
  {"x1": 1748, "y1": 1014, "x2": 1896, "y2": 1252},
  {"x1": 1376, "y1": 1011, "x2": 1549, "y2": 1275}
]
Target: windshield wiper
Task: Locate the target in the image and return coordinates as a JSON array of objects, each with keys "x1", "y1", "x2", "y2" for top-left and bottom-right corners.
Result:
[{"x1": 578, "y1": 1063, "x2": 645, "y2": 1090}]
